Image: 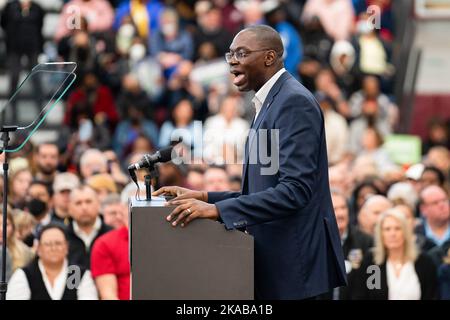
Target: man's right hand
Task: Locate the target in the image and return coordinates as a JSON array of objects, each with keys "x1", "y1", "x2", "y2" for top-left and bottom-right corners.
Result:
[{"x1": 152, "y1": 186, "x2": 207, "y2": 202}]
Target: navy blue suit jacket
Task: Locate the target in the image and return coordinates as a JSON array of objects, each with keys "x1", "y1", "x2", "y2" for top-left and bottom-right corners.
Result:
[{"x1": 208, "y1": 71, "x2": 347, "y2": 299}]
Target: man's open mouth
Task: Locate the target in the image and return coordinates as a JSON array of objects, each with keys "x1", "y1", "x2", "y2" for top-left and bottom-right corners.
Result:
[{"x1": 231, "y1": 70, "x2": 246, "y2": 86}]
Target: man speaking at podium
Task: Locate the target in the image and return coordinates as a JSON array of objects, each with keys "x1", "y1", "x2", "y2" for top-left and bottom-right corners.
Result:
[{"x1": 153, "y1": 25, "x2": 346, "y2": 300}]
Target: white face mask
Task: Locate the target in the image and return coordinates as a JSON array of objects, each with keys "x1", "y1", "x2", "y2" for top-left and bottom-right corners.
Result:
[
  {"x1": 161, "y1": 23, "x2": 178, "y2": 37},
  {"x1": 129, "y1": 43, "x2": 146, "y2": 62},
  {"x1": 116, "y1": 24, "x2": 135, "y2": 53},
  {"x1": 357, "y1": 20, "x2": 373, "y2": 35}
]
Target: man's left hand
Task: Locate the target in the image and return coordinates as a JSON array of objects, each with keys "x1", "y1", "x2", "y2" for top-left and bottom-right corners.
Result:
[{"x1": 166, "y1": 199, "x2": 219, "y2": 227}]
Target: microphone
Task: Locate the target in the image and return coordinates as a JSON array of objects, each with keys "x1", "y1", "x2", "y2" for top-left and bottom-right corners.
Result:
[{"x1": 127, "y1": 146, "x2": 174, "y2": 171}]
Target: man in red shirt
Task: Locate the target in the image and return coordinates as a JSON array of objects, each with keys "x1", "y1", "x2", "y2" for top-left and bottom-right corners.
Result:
[{"x1": 90, "y1": 200, "x2": 129, "y2": 300}]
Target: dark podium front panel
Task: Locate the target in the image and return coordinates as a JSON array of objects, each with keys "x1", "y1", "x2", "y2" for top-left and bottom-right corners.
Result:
[{"x1": 130, "y1": 198, "x2": 254, "y2": 300}]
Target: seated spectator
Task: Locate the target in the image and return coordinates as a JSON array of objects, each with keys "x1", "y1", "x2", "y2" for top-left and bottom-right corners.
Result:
[
  {"x1": 59, "y1": 100, "x2": 112, "y2": 169},
  {"x1": 265, "y1": 3, "x2": 303, "y2": 79},
  {"x1": 33, "y1": 142, "x2": 60, "y2": 185},
  {"x1": 422, "y1": 118, "x2": 450, "y2": 156},
  {"x1": 64, "y1": 71, "x2": 119, "y2": 132},
  {"x1": 419, "y1": 166, "x2": 447, "y2": 193},
  {"x1": 357, "y1": 195, "x2": 393, "y2": 236},
  {"x1": 329, "y1": 162, "x2": 354, "y2": 197},
  {"x1": 22, "y1": 180, "x2": 60, "y2": 246},
  {"x1": 352, "y1": 0, "x2": 395, "y2": 41},
  {"x1": 51, "y1": 173, "x2": 81, "y2": 225},
  {"x1": 13, "y1": 211, "x2": 36, "y2": 245},
  {"x1": 7, "y1": 224, "x2": 98, "y2": 300},
  {"x1": 359, "y1": 126, "x2": 396, "y2": 173},
  {"x1": 113, "y1": 105, "x2": 159, "y2": 161},
  {"x1": 57, "y1": 17, "x2": 98, "y2": 76},
  {"x1": 116, "y1": 74, "x2": 154, "y2": 120},
  {"x1": 315, "y1": 92, "x2": 349, "y2": 165},
  {"x1": 192, "y1": 4, "x2": 233, "y2": 60},
  {"x1": 314, "y1": 68, "x2": 351, "y2": 119},
  {"x1": 416, "y1": 185, "x2": 450, "y2": 249},
  {"x1": 349, "y1": 75, "x2": 398, "y2": 126},
  {"x1": 352, "y1": 209, "x2": 438, "y2": 300},
  {"x1": 301, "y1": 0, "x2": 355, "y2": 41},
  {"x1": 158, "y1": 162, "x2": 189, "y2": 189},
  {"x1": 9, "y1": 166, "x2": 33, "y2": 210},
  {"x1": 203, "y1": 95, "x2": 249, "y2": 164},
  {"x1": 101, "y1": 194, "x2": 128, "y2": 229},
  {"x1": 103, "y1": 150, "x2": 130, "y2": 189},
  {"x1": 86, "y1": 174, "x2": 118, "y2": 204},
  {"x1": 79, "y1": 149, "x2": 109, "y2": 181},
  {"x1": 149, "y1": 7, "x2": 194, "y2": 79},
  {"x1": 387, "y1": 182, "x2": 419, "y2": 213},
  {"x1": 352, "y1": 13, "x2": 394, "y2": 90},
  {"x1": 67, "y1": 186, "x2": 113, "y2": 270},
  {"x1": 0, "y1": 210, "x2": 34, "y2": 279},
  {"x1": 350, "y1": 178, "x2": 384, "y2": 225},
  {"x1": 229, "y1": 175, "x2": 242, "y2": 192},
  {"x1": 329, "y1": 40, "x2": 357, "y2": 95},
  {"x1": 235, "y1": 0, "x2": 264, "y2": 28},
  {"x1": 55, "y1": 0, "x2": 114, "y2": 42},
  {"x1": 186, "y1": 167, "x2": 205, "y2": 191},
  {"x1": 159, "y1": 99, "x2": 203, "y2": 157},
  {"x1": 299, "y1": 16, "x2": 333, "y2": 91},
  {"x1": 203, "y1": 165, "x2": 230, "y2": 192},
  {"x1": 165, "y1": 60, "x2": 206, "y2": 119},
  {"x1": 114, "y1": 0, "x2": 164, "y2": 39},
  {"x1": 425, "y1": 147, "x2": 450, "y2": 181},
  {"x1": 348, "y1": 100, "x2": 392, "y2": 155},
  {"x1": 395, "y1": 204, "x2": 436, "y2": 253},
  {"x1": 325, "y1": 190, "x2": 373, "y2": 300},
  {"x1": 91, "y1": 196, "x2": 130, "y2": 300}
]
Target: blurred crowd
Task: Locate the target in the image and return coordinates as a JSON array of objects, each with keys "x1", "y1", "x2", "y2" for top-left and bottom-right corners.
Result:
[{"x1": 0, "y1": 0, "x2": 449, "y2": 300}]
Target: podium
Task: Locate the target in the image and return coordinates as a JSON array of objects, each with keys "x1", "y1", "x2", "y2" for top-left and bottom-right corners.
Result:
[{"x1": 130, "y1": 198, "x2": 254, "y2": 300}]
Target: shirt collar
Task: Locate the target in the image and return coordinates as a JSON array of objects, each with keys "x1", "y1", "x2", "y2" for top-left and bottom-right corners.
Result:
[
  {"x1": 73, "y1": 216, "x2": 102, "y2": 240},
  {"x1": 252, "y1": 68, "x2": 286, "y2": 114},
  {"x1": 424, "y1": 220, "x2": 450, "y2": 246}
]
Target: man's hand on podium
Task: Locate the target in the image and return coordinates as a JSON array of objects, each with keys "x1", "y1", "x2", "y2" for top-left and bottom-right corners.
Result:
[
  {"x1": 165, "y1": 199, "x2": 219, "y2": 228},
  {"x1": 152, "y1": 186, "x2": 207, "y2": 202},
  {"x1": 152, "y1": 186, "x2": 218, "y2": 227}
]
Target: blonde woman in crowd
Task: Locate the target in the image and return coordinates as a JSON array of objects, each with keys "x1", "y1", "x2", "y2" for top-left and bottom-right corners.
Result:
[
  {"x1": 352, "y1": 208, "x2": 438, "y2": 299},
  {"x1": 0, "y1": 210, "x2": 35, "y2": 276}
]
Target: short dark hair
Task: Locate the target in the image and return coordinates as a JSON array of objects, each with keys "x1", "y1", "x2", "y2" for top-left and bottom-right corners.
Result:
[
  {"x1": 37, "y1": 223, "x2": 68, "y2": 242},
  {"x1": 29, "y1": 179, "x2": 53, "y2": 197},
  {"x1": 422, "y1": 166, "x2": 446, "y2": 187},
  {"x1": 244, "y1": 25, "x2": 284, "y2": 57},
  {"x1": 35, "y1": 142, "x2": 58, "y2": 154}
]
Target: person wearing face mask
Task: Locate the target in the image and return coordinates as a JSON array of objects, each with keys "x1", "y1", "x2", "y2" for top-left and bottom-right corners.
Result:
[
  {"x1": 149, "y1": 8, "x2": 194, "y2": 79},
  {"x1": 23, "y1": 180, "x2": 61, "y2": 247},
  {"x1": 114, "y1": 0, "x2": 164, "y2": 39}
]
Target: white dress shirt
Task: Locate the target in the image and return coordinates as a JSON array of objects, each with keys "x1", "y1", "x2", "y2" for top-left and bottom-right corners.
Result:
[
  {"x1": 386, "y1": 260, "x2": 421, "y2": 300},
  {"x1": 251, "y1": 68, "x2": 286, "y2": 123},
  {"x1": 6, "y1": 259, "x2": 98, "y2": 300},
  {"x1": 73, "y1": 216, "x2": 102, "y2": 249}
]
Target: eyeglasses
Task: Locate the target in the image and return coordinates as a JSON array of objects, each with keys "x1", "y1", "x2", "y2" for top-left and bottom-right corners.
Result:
[{"x1": 225, "y1": 48, "x2": 271, "y2": 63}]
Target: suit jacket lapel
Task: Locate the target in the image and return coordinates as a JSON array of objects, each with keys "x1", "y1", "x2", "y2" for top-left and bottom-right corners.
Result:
[{"x1": 241, "y1": 71, "x2": 291, "y2": 194}]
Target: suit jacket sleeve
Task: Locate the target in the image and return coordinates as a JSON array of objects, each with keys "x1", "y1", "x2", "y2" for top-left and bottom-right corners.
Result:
[{"x1": 214, "y1": 93, "x2": 323, "y2": 230}]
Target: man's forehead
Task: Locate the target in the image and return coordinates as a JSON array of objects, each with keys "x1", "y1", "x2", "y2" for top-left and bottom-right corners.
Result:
[{"x1": 230, "y1": 31, "x2": 258, "y2": 50}]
